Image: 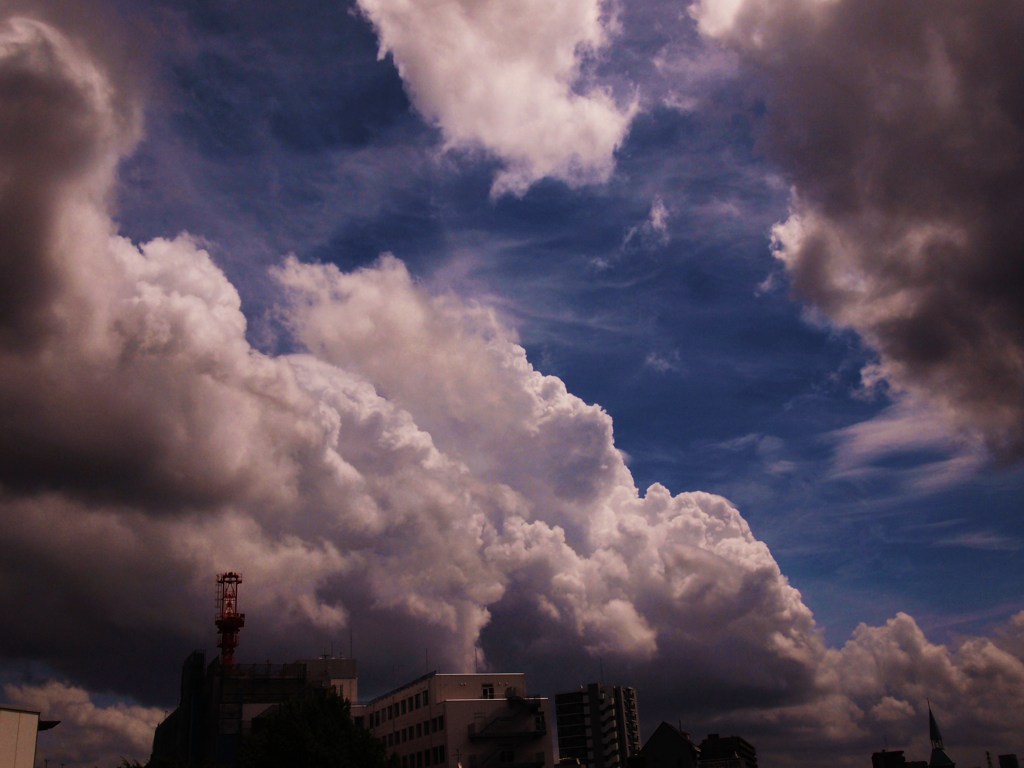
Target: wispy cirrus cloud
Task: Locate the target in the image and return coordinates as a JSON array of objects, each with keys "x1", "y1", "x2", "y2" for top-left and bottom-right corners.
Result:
[
  {"x1": 935, "y1": 531, "x2": 1022, "y2": 552},
  {"x1": 828, "y1": 400, "x2": 986, "y2": 491}
]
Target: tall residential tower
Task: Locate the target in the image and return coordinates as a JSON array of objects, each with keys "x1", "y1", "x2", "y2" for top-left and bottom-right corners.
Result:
[{"x1": 555, "y1": 684, "x2": 640, "y2": 768}]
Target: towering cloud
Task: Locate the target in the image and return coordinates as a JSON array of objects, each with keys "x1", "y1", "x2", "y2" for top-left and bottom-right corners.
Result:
[
  {"x1": 692, "y1": 0, "x2": 1024, "y2": 459},
  {"x1": 0, "y1": 14, "x2": 820, "y2": 746},
  {"x1": 354, "y1": 0, "x2": 635, "y2": 195},
  {"x1": 0, "y1": 9, "x2": 818, "y2": 711},
  {"x1": 1, "y1": 9, "x2": 1023, "y2": 768}
]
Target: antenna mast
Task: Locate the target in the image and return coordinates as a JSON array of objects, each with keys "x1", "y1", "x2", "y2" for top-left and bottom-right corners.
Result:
[{"x1": 215, "y1": 572, "x2": 245, "y2": 667}]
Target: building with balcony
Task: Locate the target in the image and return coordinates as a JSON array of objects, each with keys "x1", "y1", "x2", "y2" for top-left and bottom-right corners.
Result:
[
  {"x1": 365, "y1": 672, "x2": 554, "y2": 768},
  {"x1": 555, "y1": 684, "x2": 640, "y2": 768}
]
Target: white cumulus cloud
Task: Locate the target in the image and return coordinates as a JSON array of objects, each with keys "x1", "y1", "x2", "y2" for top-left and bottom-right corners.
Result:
[
  {"x1": 2, "y1": 10, "x2": 1024, "y2": 768},
  {"x1": 355, "y1": 0, "x2": 636, "y2": 196}
]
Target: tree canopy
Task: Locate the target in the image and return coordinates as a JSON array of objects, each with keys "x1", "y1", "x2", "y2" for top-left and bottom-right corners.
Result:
[{"x1": 240, "y1": 690, "x2": 392, "y2": 768}]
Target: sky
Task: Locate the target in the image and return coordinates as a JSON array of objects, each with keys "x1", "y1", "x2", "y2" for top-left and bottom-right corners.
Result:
[{"x1": 1, "y1": 0, "x2": 1023, "y2": 766}]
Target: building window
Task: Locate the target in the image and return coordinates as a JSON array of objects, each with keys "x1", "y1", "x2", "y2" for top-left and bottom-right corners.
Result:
[
  {"x1": 401, "y1": 699, "x2": 407, "y2": 715},
  {"x1": 415, "y1": 692, "x2": 421, "y2": 709},
  {"x1": 482, "y1": 683, "x2": 495, "y2": 699},
  {"x1": 499, "y1": 750, "x2": 515, "y2": 763}
]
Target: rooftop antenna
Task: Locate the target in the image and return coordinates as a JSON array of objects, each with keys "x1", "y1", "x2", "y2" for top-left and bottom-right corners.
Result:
[{"x1": 215, "y1": 572, "x2": 245, "y2": 667}]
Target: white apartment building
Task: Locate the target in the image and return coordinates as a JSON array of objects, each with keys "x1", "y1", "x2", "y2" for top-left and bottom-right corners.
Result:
[{"x1": 364, "y1": 673, "x2": 555, "y2": 768}]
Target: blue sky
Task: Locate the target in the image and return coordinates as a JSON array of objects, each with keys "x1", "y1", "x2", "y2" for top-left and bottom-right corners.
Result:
[{"x1": 1, "y1": 1, "x2": 1023, "y2": 766}]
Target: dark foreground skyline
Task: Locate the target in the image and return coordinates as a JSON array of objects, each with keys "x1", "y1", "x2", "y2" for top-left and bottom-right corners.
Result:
[{"x1": 1, "y1": 1, "x2": 1023, "y2": 767}]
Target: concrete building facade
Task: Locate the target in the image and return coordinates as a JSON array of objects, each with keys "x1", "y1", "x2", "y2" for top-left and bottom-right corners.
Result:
[
  {"x1": 555, "y1": 684, "x2": 640, "y2": 768},
  {"x1": 365, "y1": 672, "x2": 554, "y2": 768}
]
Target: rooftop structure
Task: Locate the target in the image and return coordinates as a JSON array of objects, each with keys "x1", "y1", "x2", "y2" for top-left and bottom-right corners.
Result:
[
  {"x1": 928, "y1": 705, "x2": 955, "y2": 768},
  {"x1": 215, "y1": 572, "x2": 245, "y2": 667},
  {"x1": 871, "y1": 705, "x2": 957, "y2": 768}
]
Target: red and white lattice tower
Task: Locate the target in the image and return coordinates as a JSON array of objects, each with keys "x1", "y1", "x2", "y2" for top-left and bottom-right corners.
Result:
[{"x1": 215, "y1": 572, "x2": 245, "y2": 667}]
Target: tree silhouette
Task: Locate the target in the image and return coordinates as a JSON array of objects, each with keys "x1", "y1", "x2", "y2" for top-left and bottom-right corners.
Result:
[{"x1": 240, "y1": 690, "x2": 392, "y2": 768}]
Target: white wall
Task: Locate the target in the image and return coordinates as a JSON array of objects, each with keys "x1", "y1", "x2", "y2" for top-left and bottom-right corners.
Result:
[{"x1": 0, "y1": 708, "x2": 39, "y2": 768}]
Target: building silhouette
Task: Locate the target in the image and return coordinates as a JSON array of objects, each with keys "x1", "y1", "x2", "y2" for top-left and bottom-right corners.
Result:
[
  {"x1": 928, "y1": 705, "x2": 955, "y2": 768},
  {"x1": 871, "y1": 705, "x2": 957, "y2": 768},
  {"x1": 871, "y1": 749, "x2": 927, "y2": 768},
  {"x1": 697, "y1": 734, "x2": 757, "y2": 768},
  {"x1": 151, "y1": 651, "x2": 359, "y2": 767},
  {"x1": 627, "y1": 721, "x2": 699, "y2": 768},
  {"x1": 555, "y1": 684, "x2": 640, "y2": 768},
  {"x1": 364, "y1": 672, "x2": 553, "y2": 768}
]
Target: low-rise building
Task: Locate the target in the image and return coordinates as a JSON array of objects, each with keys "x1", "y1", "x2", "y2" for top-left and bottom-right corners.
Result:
[
  {"x1": 697, "y1": 734, "x2": 757, "y2": 768},
  {"x1": 365, "y1": 672, "x2": 554, "y2": 768}
]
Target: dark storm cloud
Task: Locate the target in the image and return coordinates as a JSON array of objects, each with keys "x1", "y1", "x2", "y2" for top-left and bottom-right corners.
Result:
[
  {"x1": 694, "y1": 0, "x2": 1024, "y2": 459},
  {"x1": 0, "y1": 16, "x2": 134, "y2": 347}
]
